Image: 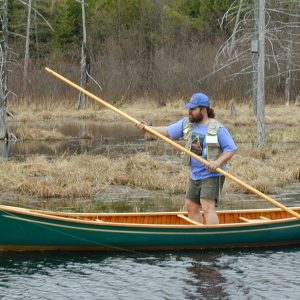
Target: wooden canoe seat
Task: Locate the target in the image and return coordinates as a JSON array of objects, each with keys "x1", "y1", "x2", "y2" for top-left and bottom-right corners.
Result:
[
  {"x1": 177, "y1": 214, "x2": 203, "y2": 226},
  {"x1": 239, "y1": 216, "x2": 269, "y2": 223}
]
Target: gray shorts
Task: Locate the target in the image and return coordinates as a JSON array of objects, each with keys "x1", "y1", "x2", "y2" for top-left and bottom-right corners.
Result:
[{"x1": 186, "y1": 176, "x2": 225, "y2": 206}]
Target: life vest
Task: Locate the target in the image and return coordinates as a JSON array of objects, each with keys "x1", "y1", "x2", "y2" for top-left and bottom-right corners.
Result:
[{"x1": 182, "y1": 118, "x2": 223, "y2": 167}]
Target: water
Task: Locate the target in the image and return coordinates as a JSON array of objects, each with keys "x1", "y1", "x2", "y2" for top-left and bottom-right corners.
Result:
[
  {"x1": 4, "y1": 121, "x2": 145, "y2": 159},
  {"x1": 0, "y1": 249, "x2": 299, "y2": 299}
]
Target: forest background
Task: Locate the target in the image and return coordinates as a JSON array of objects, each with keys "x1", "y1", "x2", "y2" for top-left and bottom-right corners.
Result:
[{"x1": 8, "y1": 0, "x2": 300, "y2": 106}]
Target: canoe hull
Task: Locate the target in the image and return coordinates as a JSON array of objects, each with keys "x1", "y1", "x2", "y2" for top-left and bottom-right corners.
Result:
[{"x1": 1, "y1": 208, "x2": 300, "y2": 251}]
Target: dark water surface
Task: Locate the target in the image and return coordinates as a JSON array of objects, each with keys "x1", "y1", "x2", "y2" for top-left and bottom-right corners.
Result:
[
  {"x1": 0, "y1": 248, "x2": 299, "y2": 299},
  {"x1": 5, "y1": 121, "x2": 145, "y2": 159},
  {"x1": 3, "y1": 120, "x2": 299, "y2": 159}
]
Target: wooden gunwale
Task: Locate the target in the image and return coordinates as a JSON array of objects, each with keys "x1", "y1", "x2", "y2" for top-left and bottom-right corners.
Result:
[{"x1": 1, "y1": 205, "x2": 300, "y2": 229}]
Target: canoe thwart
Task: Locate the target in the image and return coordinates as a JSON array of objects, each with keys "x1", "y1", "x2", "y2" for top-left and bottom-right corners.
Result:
[
  {"x1": 177, "y1": 214, "x2": 203, "y2": 226},
  {"x1": 259, "y1": 216, "x2": 271, "y2": 220}
]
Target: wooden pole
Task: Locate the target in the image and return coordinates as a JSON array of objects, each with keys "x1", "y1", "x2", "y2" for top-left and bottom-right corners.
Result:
[{"x1": 45, "y1": 67, "x2": 300, "y2": 220}]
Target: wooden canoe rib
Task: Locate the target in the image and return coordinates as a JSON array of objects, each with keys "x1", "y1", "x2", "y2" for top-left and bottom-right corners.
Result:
[{"x1": 0, "y1": 205, "x2": 300, "y2": 251}]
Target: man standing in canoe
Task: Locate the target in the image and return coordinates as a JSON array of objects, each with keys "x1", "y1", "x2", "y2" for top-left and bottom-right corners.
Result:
[{"x1": 137, "y1": 93, "x2": 237, "y2": 224}]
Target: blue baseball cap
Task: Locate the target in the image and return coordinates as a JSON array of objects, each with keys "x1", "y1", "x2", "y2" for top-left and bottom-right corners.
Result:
[{"x1": 185, "y1": 93, "x2": 210, "y2": 109}]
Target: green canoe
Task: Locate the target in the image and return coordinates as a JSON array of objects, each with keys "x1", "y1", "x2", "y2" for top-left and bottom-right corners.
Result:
[{"x1": 0, "y1": 205, "x2": 299, "y2": 251}]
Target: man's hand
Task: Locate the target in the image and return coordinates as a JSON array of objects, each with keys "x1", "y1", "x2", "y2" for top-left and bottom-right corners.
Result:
[
  {"x1": 207, "y1": 160, "x2": 221, "y2": 173},
  {"x1": 136, "y1": 121, "x2": 148, "y2": 133},
  {"x1": 206, "y1": 151, "x2": 236, "y2": 173}
]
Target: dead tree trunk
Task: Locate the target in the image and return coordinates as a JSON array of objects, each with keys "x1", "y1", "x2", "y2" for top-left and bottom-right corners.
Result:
[
  {"x1": 33, "y1": 0, "x2": 40, "y2": 63},
  {"x1": 229, "y1": 0, "x2": 243, "y2": 56},
  {"x1": 285, "y1": 35, "x2": 292, "y2": 106},
  {"x1": 252, "y1": 0, "x2": 259, "y2": 116},
  {"x1": 0, "y1": 0, "x2": 9, "y2": 141},
  {"x1": 285, "y1": 5, "x2": 294, "y2": 107},
  {"x1": 23, "y1": 0, "x2": 32, "y2": 96},
  {"x1": 78, "y1": 0, "x2": 90, "y2": 109},
  {"x1": 256, "y1": 0, "x2": 265, "y2": 147}
]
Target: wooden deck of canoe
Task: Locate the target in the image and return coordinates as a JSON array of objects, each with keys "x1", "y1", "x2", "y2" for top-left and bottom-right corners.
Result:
[
  {"x1": 26, "y1": 206, "x2": 300, "y2": 227},
  {"x1": 1, "y1": 205, "x2": 300, "y2": 251}
]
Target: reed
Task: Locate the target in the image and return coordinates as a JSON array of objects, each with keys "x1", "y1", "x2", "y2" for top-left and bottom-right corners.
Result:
[
  {"x1": 10, "y1": 99, "x2": 300, "y2": 127},
  {"x1": 0, "y1": 154, "x2": 187, "y2": 198},
  {"x1": 2, "y1": 100, "x2": 299, "y2": 198},
  {"x1": 224, "y1": 144, "x2": 300, "y2": 194},
  {"x1": 15, "y1": 126, "x2": 66, "y2": 141},
  {"x1": 0, "y1": 143, "x2": 299, "y2": 198}
]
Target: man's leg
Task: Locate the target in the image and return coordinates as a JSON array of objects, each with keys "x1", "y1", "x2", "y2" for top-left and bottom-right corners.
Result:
[
  {"x1": 185, "y1": 179, "x2": 203, "y2": 223},
  {"x1": 200, "y1": 198, "x2": 219, "y2": 224},
  {"x1": 185, "y1": 199, "x2": 203, "y2": 223},
  {"x1": 200, "y1": 176, "x2": 224, "y2": 224}
]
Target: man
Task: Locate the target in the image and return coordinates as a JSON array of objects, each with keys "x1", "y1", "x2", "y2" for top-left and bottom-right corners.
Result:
[{"x1": 137, "y1": 93, "x2": 237, "y2": 224}]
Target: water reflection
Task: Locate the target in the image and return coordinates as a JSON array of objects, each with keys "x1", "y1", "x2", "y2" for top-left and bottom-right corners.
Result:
[
  {"x1": 5, "y1": 120, "x2": 145, "y2": 159},
  {"x1": 0, "y1": 251, "x2": 229, "y2": 299},
  {"x1": 183, "y1": 253, "x2": 229, "y2": 299},
  {"x1": 1, "y1": 248, "x2": 299, "y2": 299}
]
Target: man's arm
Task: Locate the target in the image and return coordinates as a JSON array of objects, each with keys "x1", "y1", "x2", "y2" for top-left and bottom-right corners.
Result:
[
  {"x1": 136, "y1": 123, "x2": 170, "y2": 138},
  {"x1": 150, "y1": 126, "x2": 170, "y2": 137}
]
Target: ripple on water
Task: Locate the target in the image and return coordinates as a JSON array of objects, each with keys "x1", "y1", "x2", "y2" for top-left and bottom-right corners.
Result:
[{"x1": 1, "y1": 249, "x2": 299, "y2": 299}]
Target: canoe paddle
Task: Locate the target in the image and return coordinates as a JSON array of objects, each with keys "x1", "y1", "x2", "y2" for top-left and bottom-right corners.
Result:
[{"x1": 45, "y1": 67, "x2": 300, "y2": 220}]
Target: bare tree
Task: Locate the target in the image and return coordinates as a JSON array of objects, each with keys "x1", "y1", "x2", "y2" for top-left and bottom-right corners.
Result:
[
  {"x1": 204, "y1": 0, "x2": 300, "y2": 147},
  {"x1": 252, "y1": 0, "x2": 259, "y2": 115},
  {"x1": 257, "y1": 0, "x2": 265, "y2": 146},
  {"x1": 78, "y1": 0, "x2": 90, "y2": 109},
  {"x1": 0, "y1": 0, "x2": 9, "y2": 141},
  {"x1": 22, "y1": 0, "x2": 32, "y2": 96},
  {"x1": 20, "y1": 0, "x2": 54, "y2": 96}
]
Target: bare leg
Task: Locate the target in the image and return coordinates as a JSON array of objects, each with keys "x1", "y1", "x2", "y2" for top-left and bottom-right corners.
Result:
[
  {"x1": 185, "y1": 199, "x2": 203, "y2": 223},
  {"x1": 200, "y1": 198, "x2": 219, "y2": 225}
]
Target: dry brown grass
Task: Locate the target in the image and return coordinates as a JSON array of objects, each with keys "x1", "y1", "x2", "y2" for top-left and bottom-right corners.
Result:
[
  {"x1": 229, "y1": 126, "x2": 300, "y2": 143},
  {"x1": 0, "y1": 154, "x2": 188, "y2": 198},
  {"x1": 10, "y1": 99, "x2": 300, "y2": 142},
  {"x1": 11, "y1": 98, "x2": 300, "y2": 124},
  {"x1": 0, "y1": 143, "x2": 299, "y2": 198},
  {"x1": 15, "y1": 126, "x2": 66, "y2": 141},
  {"x1": 0, "y1": 155, "x2": 114, "y2": 198},
  {"x1": 224, "y1": 144, "x2": 300, "y2": 194}
]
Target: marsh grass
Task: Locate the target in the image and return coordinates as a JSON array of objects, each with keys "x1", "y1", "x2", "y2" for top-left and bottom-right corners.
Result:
[
  {"x1": 0, "y1": 154, "x2": 188, "y2": 198},
  {"x1": 0, "y1": 144, "x2": 299, "y2": 198},
  {"x1": 10, "y1": 99, "x2": 300, "y2": 125},
  {"x1": 0, "y1": 156, "x2": 114, "y2": 198},
  {"x1": 225, "y1": 144, "x2": 300, "y2": 194},
  {"x1": 3, "y1": 99, "x2": 299, "y2": 198},
  {"x1": 10, "y1": 100, "x2": 299, "y2": 143},
  {"x1": 15, "y1": 126, "x2": 66, "y2": 141},
  {"x1": 230, "y1": 126, "x2": 300, "y2": 143}
]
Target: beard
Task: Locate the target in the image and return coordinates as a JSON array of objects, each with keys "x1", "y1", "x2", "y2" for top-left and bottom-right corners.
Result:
[{"x1": 189, "y1": 113, "x2": 203, "y2": 123}]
